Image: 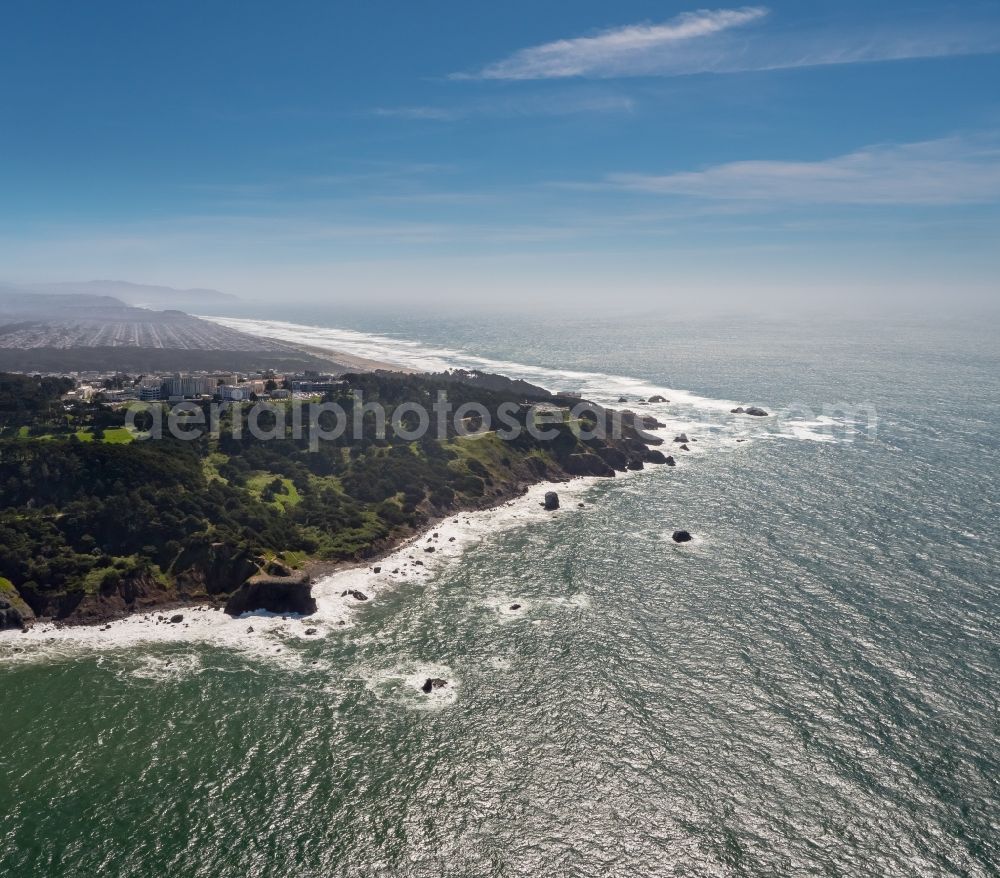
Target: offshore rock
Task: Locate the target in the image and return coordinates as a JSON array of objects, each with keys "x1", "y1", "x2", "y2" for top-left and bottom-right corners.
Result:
[
  {"x1": 672, "y1": 530, "x2": 693, "y2": 543},
  {"x1": 421, "y1": 678, "x2": 448, "y2": 694},
  {"x1": 543, "y1": 491, "x2": 560, "y2": 511}
]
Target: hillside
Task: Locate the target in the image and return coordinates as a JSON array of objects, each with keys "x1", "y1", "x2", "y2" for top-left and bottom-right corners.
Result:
[
  {"x1": 0, "y1": 369, "x2": 671, "y2": 627},
  {"x1": 2, "y1": 279, "x2": 239, "y2": 311}
]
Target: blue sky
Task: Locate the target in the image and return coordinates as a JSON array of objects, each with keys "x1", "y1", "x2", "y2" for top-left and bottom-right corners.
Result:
[{"x1": 2, "y1": 0, "x2": 999, "y2": 311}]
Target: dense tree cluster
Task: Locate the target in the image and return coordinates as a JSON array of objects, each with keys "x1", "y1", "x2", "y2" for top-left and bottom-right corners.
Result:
[{"x1": 0, "y1": 370, "x2": 607, "y2": 611}]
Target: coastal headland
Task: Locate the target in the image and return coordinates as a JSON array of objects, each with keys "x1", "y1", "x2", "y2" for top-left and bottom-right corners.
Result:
[{"x1": 0, "y1": 362, "x2": 673, "y2": 631}]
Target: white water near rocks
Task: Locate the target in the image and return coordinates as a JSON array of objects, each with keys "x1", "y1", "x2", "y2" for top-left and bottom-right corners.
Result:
[{"x1": 2, "y1": 313, "x2": 997, "y2": 877}]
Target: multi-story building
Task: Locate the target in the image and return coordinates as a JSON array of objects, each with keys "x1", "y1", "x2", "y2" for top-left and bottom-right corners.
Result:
[{"x1": 217, "y1": 385, "x2": 249, "y2": 402}]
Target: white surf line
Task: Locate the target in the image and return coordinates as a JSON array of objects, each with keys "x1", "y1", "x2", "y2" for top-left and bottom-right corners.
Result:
[
  {"x1": 199, "y1": 315, "x2": 744, "y2": 413},
  {"x1": 200, "y1": 315, "x2": 857, "y2": 444},
  {"x1": 0, "y1": 474, "x2": 633, "y2": 667}
]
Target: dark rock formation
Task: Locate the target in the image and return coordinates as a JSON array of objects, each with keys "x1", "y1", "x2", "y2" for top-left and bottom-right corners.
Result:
[
  {"x1": 644, "y1": 449, "x2": 668, "y2": 464},
  {"x1": 510, "y1": 603, "x2": 522, "y2": 610},
  {"x1": 564, "y1": 453, "x2": 616, "y2": 477},
  {"x1": 424, "y1": 546, "x2": 436, "y2": 553},
  {"x1": 637, "y1": 414, "x2": 666, "y2": 430},
  {"x1": 745, "y1": 406, "x2": 769, "y2": 417},
  {"x1": 595, "y1": 446, "x2": 629, "y2": 472},
  {"x1": 617, "y1": 396, "x2": 628, "y2": 403},
  {"x1": 626, "y1": 458, "x2": 644, "y2": 470},
  {"x1": 664, "y1": 455, "x2": 676, "y2": 466},
  {"x1": 679, "y1": 443, "x2": 690, "y2": 451},
  {"x1": 173, "y1": 541, "x2": 259, "y2": 596},
  {"x1": 731, "y1": 407, "x2": 745, "y2": 414},
  {"x1": 673, "y1": 433, "x2": 689, "y2": 444},
  {"x1": 648, "y1": 394, "x2": 667, "y2": 403},
  {"x1": 0, "y1": 598, "x2": 29, "y2": 631},
  {"x1": 169, "y1": 614, "x2": 184, "y2": 623},
  {"x1": 16, "y1": 571, "x2": 173, "y2": 626},
  {"x1": 264, "y1": 559, "x2": 292, "y2": 577},
  {"x1": 672, "y1": 530, "x2": 693, "y2": 543},
  {"x1": 341, "y1": 589, "x2": 369, "y2": 601},
  {"x1": 225, "y1": 571, "x2": 317, "y2": 616},
  {"x1": 543, "y1": 491, "x2": 560, "y2": 510},
  {"x1": 421, "y1": 678, "x2": 448, "y2": 693}
]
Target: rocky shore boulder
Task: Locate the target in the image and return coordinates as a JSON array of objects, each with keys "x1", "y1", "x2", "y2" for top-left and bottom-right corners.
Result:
[
  {"x1": 672, "y1": 530, "x2": 693, "y2": 543},
  {"x1": 648, "y1": 395, "x2": 667, "y2": 403},
  {"x1": 543, "y1": 491, "x2": 560, "y2": 510},
  {"x1": 0, "y1": 598, "x2": 29, "y2": 631},
  {"x1": 644, "y1": 449, "x2": 668, "y2": 464},
  {"x1": 564, "y1": 453, "x2": 615, "y2": 477},
  {"x1": 224, "y1": 571, "x2": 316, "y2": 617},
  {"x1": 594, "y1": 446, "x2": 629, "y2": 472},
  {"x1": 745, "y1": 406, "x2": 769, "y2": 417}
]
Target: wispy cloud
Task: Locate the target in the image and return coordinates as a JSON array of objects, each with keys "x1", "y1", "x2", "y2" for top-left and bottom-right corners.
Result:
[
  {"x1": 456, "y1": 6, "x2": 1000, "y2": 80},
  {"x1": 457, "y1": 7, "x2": 766, "y2": 80},
  {"x1": 373, "y1": 91, "x2": 635, "y2": 121},
  {"x1": 606, "y1": 136, "x2": 1000, "y2": 205}
]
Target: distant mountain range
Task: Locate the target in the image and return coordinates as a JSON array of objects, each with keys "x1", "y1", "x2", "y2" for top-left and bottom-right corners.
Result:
[{"x1": 0, "y1": 280, "x2": 239, "y2": 311}]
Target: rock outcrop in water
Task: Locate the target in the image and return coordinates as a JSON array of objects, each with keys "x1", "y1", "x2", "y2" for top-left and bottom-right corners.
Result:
[
  {"x1": 732, "y1": 406, "x2": 769, "y2": 416},
  {"x1": 672, "y1": 530, "x2": 693, "y2": 543},
  {"x1": 543, "y1": 491, "x2": 560, "y2": 510},
  {"x1": 421, "y1": 678, "x2": 448, "y2": 693}
]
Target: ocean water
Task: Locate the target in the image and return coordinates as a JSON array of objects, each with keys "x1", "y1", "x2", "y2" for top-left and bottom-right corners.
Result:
[{"x1": 2, "y1": 310, "x2": 998, "y2": 877}]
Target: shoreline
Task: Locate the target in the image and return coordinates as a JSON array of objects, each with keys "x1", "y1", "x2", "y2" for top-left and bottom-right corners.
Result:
[
  {"x1": 12, "y1": 468, "x2": 570, "y2": 632},
  {"x1": 0, "y1": 474, "x2": 623, "y2": 664},
  {"x1": 281, "y1": 339, "x2": 414, "y2": 375}
]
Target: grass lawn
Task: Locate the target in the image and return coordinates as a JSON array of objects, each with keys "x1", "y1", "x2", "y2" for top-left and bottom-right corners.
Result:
[{"x1": 246, "y1": 472, "x2": 302, "y2": 510}]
